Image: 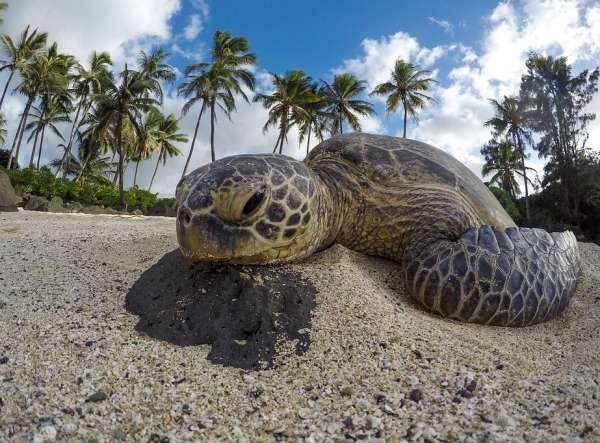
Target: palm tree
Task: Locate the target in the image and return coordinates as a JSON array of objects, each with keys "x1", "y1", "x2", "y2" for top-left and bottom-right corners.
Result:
[
  {"x1": 148, "y1": 113, "x2": 186, "y2": 191},
  {"x1": 371, "y1": 59, "x2": 437, "y2": 138},
  {"x1": 0, "y1": 26, "x2": 48, "y2": 111},
  {"x1": 8, "y1": 43, "x2": 73, "y2": 169},
  {"x1": 94, "y1": 66, "x2": 158, "y2": 207},
  {"x1": 481, "y1": 139, "x2": 536, "y2": 199},
  {"x1": 132, "y1": 108, "x2": 161, "y2": 187},
  {"x1": 52, "y1": 134, "x2": 113, "y2": 184},
  {"x1": 298, "y1": 83, "x2": 328, "y2": 156},
  {"x1": 25, "y1": 99, "x2": 69, "y2": 167},
  {"x1": 178, "y1": 30, "x2": 256, "y2": 172},
  {"x1": 207, "y1": 31, "x2": 256, "y2": 162},
  {"x1": 485, "y1": 96, "x2": 533, "y2": 220},
  {"x1": 0, "y1": 112, "x2": 6, "y2": 145},
  {"x1": 137, "y1": 48, "x2": 175, "y2": 103},
  {"x1": 321, "y1": 73, "x2": 375, "y2": 135},
  {"x1": 58, "y1": 51, "x2": 112, "y2": 177},
  {"x1": 178, "y1": 62, "x2": 210, "y2": 178},
  {"x1": 254, "y1": 70, "x2": 318, "y2": 154}
]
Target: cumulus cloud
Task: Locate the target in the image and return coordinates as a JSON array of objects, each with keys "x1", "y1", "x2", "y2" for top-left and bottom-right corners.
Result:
[
  {"x1": 414, "y1": 0, "x2": 600, "y2": 180},
  {"x1": 337, "y1": 32, "x2": 449, "y2": 89},
  {"x1": 1, "y1": 0, "x2": 180, "y2": 64}
]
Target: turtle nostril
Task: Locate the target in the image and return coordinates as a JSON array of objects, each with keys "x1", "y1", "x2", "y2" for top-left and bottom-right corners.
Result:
[{"x1": 178, "y1": 208, "x2": 192, "y2": 226}]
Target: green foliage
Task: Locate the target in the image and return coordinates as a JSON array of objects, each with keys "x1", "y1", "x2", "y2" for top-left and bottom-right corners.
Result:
[
  {"x1": 3, "y1": 166, "x2": 158, "y2": 211},
  {"x1": 488, "y1": 186, "x2": 522, "y2": 223},
  {"x1": 0, "y1": 148, "x2": 18, "y2": 169}
]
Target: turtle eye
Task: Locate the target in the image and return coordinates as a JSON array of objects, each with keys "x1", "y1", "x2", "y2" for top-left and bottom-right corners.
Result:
[
  {"x1": 242, "y1": 188, "x2": 266, "y2": 217},
  {"x1": 216, "y1": 184, "x2": 269, "y2": 224}
]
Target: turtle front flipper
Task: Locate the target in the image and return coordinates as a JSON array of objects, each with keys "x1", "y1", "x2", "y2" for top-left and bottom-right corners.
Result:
[{"x1": 402, "y1": 226, "x2": 581, "y2": 326}]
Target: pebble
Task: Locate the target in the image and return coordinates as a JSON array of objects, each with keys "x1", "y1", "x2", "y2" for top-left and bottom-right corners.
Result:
[
  {"x1": 0, "y1": 356, "x2": 8, "y2": 364},
  {"x1": 298, "y1": 408, "x2": 310, "y2": 419},
  {"x1": 366, "y1": 416, "x2": 382, "y2": 430},
  {"x1": 340, "y1": 386, "x2": 353, "y2": 397},
  {"x1": 61, "y1": 423, "x2": 77, "y2": 435},
  {"x1": 33, "y1": 426, "x2": 57, "y2": 442},
  {"x1": 496, "y1": 412, "x2": 517, "y2": 428},
  {"x1": 86, "y1": 391, "x2": 108, "y2": 402},
  {"x1": 382, "y1": 404, "x2": 395, "y2": 415},
  {"x1": 409, "y1": 389, "x2": 423, "y2": 403}
]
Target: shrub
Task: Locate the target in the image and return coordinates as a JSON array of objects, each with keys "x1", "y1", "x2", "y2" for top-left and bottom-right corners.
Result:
[
  {"x1": 2, "y1": 166, "x2": 158, "y2": 211},
  {"x1": 489, "y1": 186, "x2": 522, "y2": 223}
]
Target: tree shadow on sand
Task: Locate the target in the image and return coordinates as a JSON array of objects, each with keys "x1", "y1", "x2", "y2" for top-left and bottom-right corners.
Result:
[{"x1": 125, "y1": 250, "x2": 316, "y2": 370}]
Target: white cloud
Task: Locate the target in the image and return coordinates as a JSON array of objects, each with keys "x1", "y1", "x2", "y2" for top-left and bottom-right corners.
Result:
[
  {"x1": 2, "y1": 0, "x2": 180, "y2": 64},
  {"x1": 184, "y1": 14, "x2": 202, "y2": 41},
  {"x1": 190, "y1": 0, "x2": 210, "y2": 18},
  {"x1": 428, "y1": 16, "x2": 454, "y2": 35},
  {"x1": 414, "y1": 0, "x2": 600, "y2": 184},
  {"x1": 337, "y1": 32, "x2": 449, "y2": 89}
]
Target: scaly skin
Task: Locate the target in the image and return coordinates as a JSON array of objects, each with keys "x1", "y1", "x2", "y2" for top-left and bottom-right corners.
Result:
[{"x1": 176, "y1": 134, "x2": 581, "y2": 326}]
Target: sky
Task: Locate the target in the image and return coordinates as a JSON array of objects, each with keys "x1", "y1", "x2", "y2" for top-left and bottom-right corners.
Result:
[{"x1": 2, "y1": 0, "x2": 600, "y2": 197}]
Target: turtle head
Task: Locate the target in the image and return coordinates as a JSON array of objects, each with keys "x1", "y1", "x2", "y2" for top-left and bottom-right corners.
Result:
[{"x1": 176, "y1": 154, "x2": 320, "y2": 263}]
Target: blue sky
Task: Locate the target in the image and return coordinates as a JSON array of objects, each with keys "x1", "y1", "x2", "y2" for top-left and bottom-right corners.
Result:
[
  {"x1": 170, "y1": 1, "x2": 493, "y2": 76},
  {"x1": 3, "y1": 0, "x2": 600, "y2": 196}
]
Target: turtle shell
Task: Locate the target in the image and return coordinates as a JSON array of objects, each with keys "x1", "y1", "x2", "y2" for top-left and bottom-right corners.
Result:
[{"x1": 306, "y1": 133, "x2": 515, "y2": 229}]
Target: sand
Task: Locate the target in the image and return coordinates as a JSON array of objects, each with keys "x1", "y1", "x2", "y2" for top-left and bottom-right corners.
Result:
[{"x1": 0, "y1": 210, "x2": 599, "y2": 442}]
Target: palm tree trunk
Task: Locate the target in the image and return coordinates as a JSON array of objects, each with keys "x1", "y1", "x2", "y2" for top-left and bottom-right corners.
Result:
[
  {"x1": 403, "y1": 101, "x2": 408, "y2": 138},
  {"x1": 12, "y1": 96, "x2": 34, "y2": 169},
  {"x1": 279, "y1": 118, "x2": 288, "y2": 155},
  {"x1": 117, "y1": 117, "x2": 125, "y2": 209},
  {"x1": 181, "y1": 105, "x2": 204, "y2": 179},
  {"x1": 61, "y1": 96, "x2": 85, "y2": 178},
  {"x1": 210, "y1": 100, "x2": 216, "y2": 162},
  {"x1": 0, "y1": 69, "x2": 15, "y2": 112},
  {"x1": 133, "y1": 160, "x2": 140, "y2": 188},
  {"x1": 516, "y1": 134, "x2": 530, "y2": 222},
  {"x1": 272, "y1": 130, "x2": 282, "y2": 154},
  {"x1": 7, "y1": 107, "x2": 25, "y2": 169},
  {"x1": 306, "y1": 125, "x2": 312, "y2": 157},
  {"x1": 339, "y1": 110, "x2": 343, "y2": 135},
  {"x1": 36, "y1": 125, "x2": 46, "y2": 169},
  {"x1": 29, "y1": 129, "x2": 40, "y2": 167},
  {"x1": 149, "y1": 147, "x2": 163, "y2": 191}
]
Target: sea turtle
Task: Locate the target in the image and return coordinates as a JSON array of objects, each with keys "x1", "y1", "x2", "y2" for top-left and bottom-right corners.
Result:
[{"x1": 176, "y1": 133, "x2": 580, "y2": 327}]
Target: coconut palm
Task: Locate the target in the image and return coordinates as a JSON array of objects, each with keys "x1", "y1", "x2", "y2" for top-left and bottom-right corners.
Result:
[
  {"x1": 481, "y1": 139, "x2": 536, "y2": 199},
  {"x1": 132, "y1": 108, "x2": 161, "y2": 187},
  {"x1": 137, "y1": 48, "x2": 175, "y2": 103},
  {"x1": 177, "y1": 62, "x2": 211, "y2": 178},
  {"x1": 254, "y1": 70, "x2": 319, "y2": 154},
  {"x1": 321, "y1": 73, "x2": 375, "y2": 135},
  {"x1": 0, "y1": 112, "x2": 6, "y2": 145},
  {"x1": 207, "y1": 31, "x2": 256, "y2": 162},
  {"x1": 371, "y1": 59, "x2": 437, "y2": 138},
  {"x1": 178, "y1": 32, "x2": 256, "y2": 170},
  {"x1": 0, "y1": 26, "x2": 48, "y2": 111},
  {"x1": 298, "y1": 83, "x2": 328, "y2": 156},
  {"x1": 485, "y1": 96, "x2": 533, "y2": 220},
  {"x1": 93, "y1": 66, "x2": 158, "y2": 207},
  {"x1": 25, "y1": 99, "x2": 69, "y2": 167},
  {"x1": 58, "y1": 51, "x2": 112, "y2": 177},
  {"x1": 148, "y1": 113, "x2": 186, "y2": 191},
  {"x1": 52, "y1": 134, "x2": 113, "y2": 184},
  {"x1": 8, "y1": 43, "x2": 73, "y2": 169}
]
